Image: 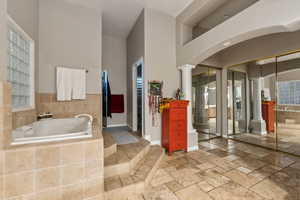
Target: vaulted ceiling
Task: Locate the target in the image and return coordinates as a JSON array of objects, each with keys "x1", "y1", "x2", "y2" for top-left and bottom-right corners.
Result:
[
  {"x1": 101, "y1": 0, "x2": 194, "y2": 38},
  {"x1": 63, "y1": 0, "x2": 194, "y2": 38}
]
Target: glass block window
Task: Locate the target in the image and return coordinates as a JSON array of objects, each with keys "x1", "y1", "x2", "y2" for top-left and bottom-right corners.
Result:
[
  {"x1": 278, "y1": 81, "x2": 300, "y2": 105},
  {"x1": 7, "y1": 17, "x2": 34, "y2": 110}
]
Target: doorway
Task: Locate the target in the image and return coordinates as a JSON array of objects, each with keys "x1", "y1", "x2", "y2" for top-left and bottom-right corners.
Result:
[
  {"x1": 102, "y1": 70, "x2": 110, "y2": 128},
  {"x1": 132, "y1": 59, "x2": 144, "y2": 138}
]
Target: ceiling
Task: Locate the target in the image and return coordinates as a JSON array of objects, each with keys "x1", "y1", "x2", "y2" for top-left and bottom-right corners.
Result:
[
  {"x1": 101, "y1": 0, "x2": 194, "y2": 38},
  {"x1": 63, "y1": 0, "x2": 259, "y2": 39},
  {"x1": 63, "y1": 0, "x2": 194, "y2": 38}
]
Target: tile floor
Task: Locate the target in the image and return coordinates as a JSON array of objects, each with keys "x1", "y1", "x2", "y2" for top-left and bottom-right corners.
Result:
[
  {"x1": 103, "y1": 127, "x2": 140, "y2": 145},
  {"x1": 127, "y1": 138, "x2": 300, "y2": 200},
  {"x1": 229, "y1": 123, "x2": 300, "y2": 156}
]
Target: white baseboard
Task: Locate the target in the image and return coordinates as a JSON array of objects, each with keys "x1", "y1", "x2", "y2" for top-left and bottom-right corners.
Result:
[
  {"x1": 107, "y1": 124, "x2": 128, "y2": 128},
  {"x1": 144, "y1": 134, "x2": 151, "y2": 142},
  {"x1": 127, "y1": 125, "x2": 133, "y2": 130},
  {"x1": 188, "y1": 145, "x2": 199, "y2": 152},
  {"x1": 150, "y1": 140, "x2": 161, "y2": 146}
]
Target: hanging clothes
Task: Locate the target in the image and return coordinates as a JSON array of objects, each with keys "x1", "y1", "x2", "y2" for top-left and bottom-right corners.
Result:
[{"x1": 102, "y1": 74, "x2": 112, "y2": 118}]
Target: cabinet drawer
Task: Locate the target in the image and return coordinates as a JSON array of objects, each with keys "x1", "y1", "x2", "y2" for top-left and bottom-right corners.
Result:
[
  {"x1": 174, "y1": 140, "x2": 186, "y2": 150},
  {"x1": 170, "y1": 110, "x2": 186, "y2": 120}
]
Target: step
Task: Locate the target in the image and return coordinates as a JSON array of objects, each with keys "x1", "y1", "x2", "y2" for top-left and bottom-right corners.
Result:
[
  {"x1": 104, "y1": 146, "x2": 165, "y2": 200},
  {"x1": 278, "y1": 123, "x2": 300, "y2": 130},
  {"x1": 104, "y1": 139, "x2": 150, "y2": 178},
  {"x1": 103, "y1": 132, "x2": 117, "y2": 158}
]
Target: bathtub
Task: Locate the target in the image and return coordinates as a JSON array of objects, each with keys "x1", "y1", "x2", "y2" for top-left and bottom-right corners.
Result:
[{"x1": 11, "y1": 115, "x2": 93, "y2": 145}]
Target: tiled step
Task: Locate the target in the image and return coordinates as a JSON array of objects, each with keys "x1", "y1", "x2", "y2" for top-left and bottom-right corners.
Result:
[
  {"x1": 104, "y1": 139, "x2": 150, "y2": 178},
  {"x1": 103, "y1": 132, "x2": 117, "y2": 158},
  {"x1": 104, "y1": 146, "x2": 165, "y2": 200}
]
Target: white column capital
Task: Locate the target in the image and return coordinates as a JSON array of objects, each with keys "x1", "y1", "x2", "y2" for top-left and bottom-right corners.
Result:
[{"x1": 178, "y1": 64, "x2": 196, "y2": 71}]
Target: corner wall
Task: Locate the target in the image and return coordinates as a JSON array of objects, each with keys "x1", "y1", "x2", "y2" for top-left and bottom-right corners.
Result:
[
  {"x1": 0, "y1": 0, "x2": 7, "y2": 81},
  {"x1": 38, "y1": 0, "x2": 102, "y2": 94},
  {"x1": 127, "y1": 9, "x2": 179, "y2": 143},
  {"x1": 37, "y1": 0, "x2": 102, "y2": 126},
  {"x1": 144, "y1": 8, "x2": 179, "y2": 143},
  {"x1": 103, "y1": 35, "x2": 127, "y2": 127},
  {"x1": 127, "y1": 11, "x2": 145, "y2": 129}
]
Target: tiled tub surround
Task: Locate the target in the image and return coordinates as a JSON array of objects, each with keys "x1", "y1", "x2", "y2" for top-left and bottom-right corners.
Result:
[
  {"x1": 277, "y1": 105, "x2": 300, "y2": 123},
  {"x1": 0, "y1": 127, "x2": 104, "y2": 200},
  {"x1": 0, "y1": 82, "x2": 13, "y2": 149},
  {"x1": 12, "y1": 117, "x2": 94, "y2": 146},
  {"x1": 12, "y1": 109, "x2": 37, "y2": 129},
  {"x1": 0, "y1": 82, "x2": 104, "y2": 199},
  {"x1": 36, "y1": 93, "x2": 102, "y2": 125}
]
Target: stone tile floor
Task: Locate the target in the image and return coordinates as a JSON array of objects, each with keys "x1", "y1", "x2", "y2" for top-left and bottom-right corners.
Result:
[
  {"x1": 232, "y1": 132, "x2": 300, "y2": 155},
  {"x1": 127, "y1": 138, "x2": 300, "y2": 200}
]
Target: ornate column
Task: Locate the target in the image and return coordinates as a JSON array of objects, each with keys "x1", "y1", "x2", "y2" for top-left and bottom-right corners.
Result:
[
  {"x1": 250, "y1": 77, "x2": 267, "y2": 134},
  {"x1": 178, "y1": 65, "x2": 199, "y2": 151}
]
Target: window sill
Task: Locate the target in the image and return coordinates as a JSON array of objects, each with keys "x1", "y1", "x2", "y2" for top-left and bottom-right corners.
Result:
[{"x1": 12, "y1": 106, "x2": 35, "y2": 113}]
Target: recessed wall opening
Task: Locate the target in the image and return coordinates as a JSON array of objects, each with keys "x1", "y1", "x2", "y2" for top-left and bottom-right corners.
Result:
[{"x1": 191, "y1": 0, "x2": 259, "y2": 39}]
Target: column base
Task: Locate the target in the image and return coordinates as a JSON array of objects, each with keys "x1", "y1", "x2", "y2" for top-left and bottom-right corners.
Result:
[
  {"x1": 238, "y1": 120, "x2": 247, "y2": 132},
  {"x1": 250, "y1": 119, "x2": 267, "y2": 135},
  {"x1": 188, "y1": 129, "x2": 199, "y2": 152}
]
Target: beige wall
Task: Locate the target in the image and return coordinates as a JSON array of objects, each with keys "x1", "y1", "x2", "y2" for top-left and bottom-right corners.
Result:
[
  {"x1": 126, "y1": 9, "x2": 179, "y2": 142},
  {"x1": 7, "y1": 0, "x2": 103, "y2": 94},
  {"x1": 144, "y1": 8, "x2": 179, "y2": 142},
  {"x1": 103, "y1": 35, "x2": 127, "y2": 127},
  {"x1": 7, "y1": 0, "x2": 38, "y2": 41},
  {"x1": 127, "y1": 11, "x2": 145, "y2": 129},
  {"x1": 38, "y1": 0, "x2": 102, "y2": 94},
  {"x1": 36, "y1": 93, "x2": 102, "y2": 126}
]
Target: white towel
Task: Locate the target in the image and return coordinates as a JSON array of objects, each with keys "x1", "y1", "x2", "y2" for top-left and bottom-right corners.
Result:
[
  {"x1": 56, "y1": 67, "x2": 72, "y2": 101},
  {"x1": 72, "y1": 69, "x2": 86, "y2": 100}
]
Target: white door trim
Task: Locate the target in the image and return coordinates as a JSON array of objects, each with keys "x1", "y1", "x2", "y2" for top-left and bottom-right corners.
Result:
[{"x1": 132, "y1": 58, "x2": 145, "y2": 138}]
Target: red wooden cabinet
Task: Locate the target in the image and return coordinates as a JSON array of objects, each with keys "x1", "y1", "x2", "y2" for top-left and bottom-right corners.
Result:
[
  {"x1": 162, "y1": 100, "x2": 189, "y2": 155},
  {"x1": 262, "y1": 101, "x2": 276, "y2": 133}
]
